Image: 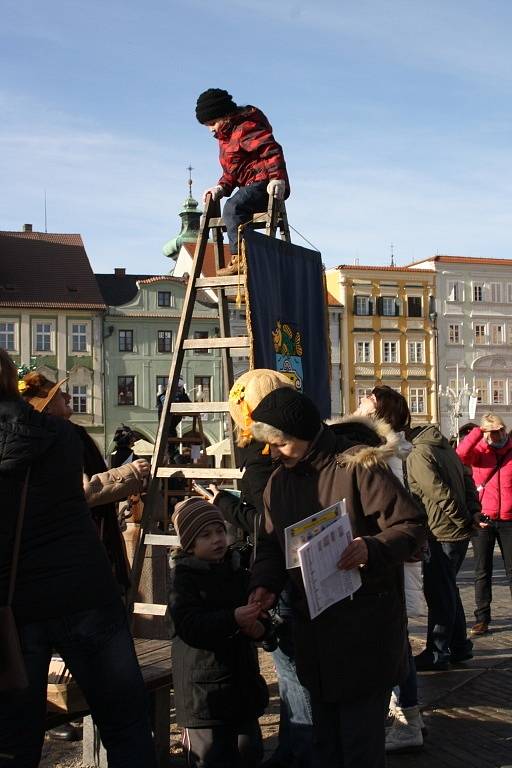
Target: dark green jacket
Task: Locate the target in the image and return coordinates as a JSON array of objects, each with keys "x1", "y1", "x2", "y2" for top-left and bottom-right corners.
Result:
[{"x1": 406, "y1": 425, "x2": 480, "y2": 541}]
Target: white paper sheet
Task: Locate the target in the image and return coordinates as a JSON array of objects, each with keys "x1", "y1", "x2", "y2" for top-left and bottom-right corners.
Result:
[
  {"x1": 298, "y1": 511, "x2": 362, "y2": 619},
  {"x1": 284, "y1": 501, "x2": 342, "y2": 569}
]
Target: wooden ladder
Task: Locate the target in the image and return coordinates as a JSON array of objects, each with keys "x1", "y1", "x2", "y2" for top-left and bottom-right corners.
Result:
[{"x1": 128, "y1": 192, "x2": 290, "y2": 620}]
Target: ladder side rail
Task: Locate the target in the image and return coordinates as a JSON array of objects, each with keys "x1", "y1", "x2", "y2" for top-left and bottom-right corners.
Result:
[
  {"x1": 211, "y1": 210, "x2": 237, "y2": 468},
  {"x1": 127, "y1": 195, "x2": 216, "y2": 612},
  {"x1": 279, "y1": 203, "x2": 291, "y2": 243}
]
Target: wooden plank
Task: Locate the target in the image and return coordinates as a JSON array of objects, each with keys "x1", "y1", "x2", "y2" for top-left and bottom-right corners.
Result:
[
  {"x1": 183, "y1": 336, "x2": 249, "y2": 350},
  {"x1": 170, "y1": 401, "x2": 230, "y2": 413},
  {"x1": 156, "y1": 467, "x2": 243, "y2": 479},
  {"x1": 133, "y1": 602, "x2": 168, "y2": 616},
  {"x1": 144, "y1": 534, "x2": 180, "y2": 546},
  {"x1": 195, "y1": 276, "x2": 247, "y2": 289}
]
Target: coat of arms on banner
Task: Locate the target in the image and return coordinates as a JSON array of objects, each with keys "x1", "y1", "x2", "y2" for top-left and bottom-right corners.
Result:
[{"x1": 272, "y1": 321, "x2": 304, "y2": 392}]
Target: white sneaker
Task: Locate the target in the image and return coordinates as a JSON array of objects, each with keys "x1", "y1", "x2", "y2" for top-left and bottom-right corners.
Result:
[{"x1": 385, "y1": 705, "x2": 424, "y2": 753}]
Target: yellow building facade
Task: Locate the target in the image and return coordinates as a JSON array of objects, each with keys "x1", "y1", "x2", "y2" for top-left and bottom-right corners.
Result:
[{"x1": 325, "y1": 265, "x2": 438, "y2": 423}]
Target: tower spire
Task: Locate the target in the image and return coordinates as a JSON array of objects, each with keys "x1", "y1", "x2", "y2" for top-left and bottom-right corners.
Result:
[
  {"x1": 187, "y1": 164, "x2": 194, "y2": 199},
  {"x1": 390, "y1": 243, "x2": 395, "y2": 267}
]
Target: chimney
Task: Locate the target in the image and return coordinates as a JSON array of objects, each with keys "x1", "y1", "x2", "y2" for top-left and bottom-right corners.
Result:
[
  {"x1": 22, "y1": 224, "x2": 33, "y2": 232},
  {"x1": 114, "y1": 267, "x2": 126, "y2": 277}
]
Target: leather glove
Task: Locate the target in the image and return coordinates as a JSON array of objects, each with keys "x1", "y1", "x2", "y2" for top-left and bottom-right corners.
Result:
[
  {"x1": 202, "y1": 185, "x2": 225, "y2": 203},
  {"x1": 266, "y1": 179, "x2": 286, "y2": 200}
]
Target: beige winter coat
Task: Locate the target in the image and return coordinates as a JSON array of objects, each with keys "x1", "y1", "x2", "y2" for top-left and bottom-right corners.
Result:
[{"x1": 83, "y1": 462, "x2": 146, "y2": 508}]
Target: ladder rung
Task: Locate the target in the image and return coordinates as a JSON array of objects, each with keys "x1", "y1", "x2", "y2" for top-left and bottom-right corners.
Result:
[
  {"x1": 171, "y1": 401, "x2": 230, "y2": 413},
  {"x1": 167, "y1": 436, "x2": 205, "y2": 444},
  {"x1": 195, "y1": 276, "x2": 247, "y2": 289},
  {"x1": 144, "y1": 534, "x2": 180, "y2": 547},
  {"x1": 183, "y1": 336, "x2": 249, "y2": 350},
  {"x1": 156, "y1": 467, "x2": 243, "y2": 479},
  {"x1": 133, "y1": 602, "x2": 168, "y2": 616},
  {"x1": 208, "y1": 217, "x2": 225, "y2": 228}
]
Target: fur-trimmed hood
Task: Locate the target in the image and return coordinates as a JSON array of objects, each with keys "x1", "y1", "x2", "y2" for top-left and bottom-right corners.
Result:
[{"x1": 327, "y1": 414, "x2": 411, "y2": 471}]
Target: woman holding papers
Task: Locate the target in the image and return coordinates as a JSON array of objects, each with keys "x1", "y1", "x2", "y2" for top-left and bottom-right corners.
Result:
[{"x1": 248, "y1": 388, "x2": 426, "y2": 768}]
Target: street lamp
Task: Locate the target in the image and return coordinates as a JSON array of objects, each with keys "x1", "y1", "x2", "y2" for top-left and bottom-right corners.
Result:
[{"x1": 438, "y1": 363, "x2": 478, "y2": 441}]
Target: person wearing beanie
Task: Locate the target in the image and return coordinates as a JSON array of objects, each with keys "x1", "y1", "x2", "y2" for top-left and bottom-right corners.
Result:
[
  {"x1": 196, "y1": 88, "x2": 290, "y2": 276},
  {"x1": 194, "y1": 370, "x2": 314, "y2": 768},
  {"x1": 457, "y1": 413, "x2": 512, "y2": 637},
  {"x1": 168, "y1": 496, "x2": 268, "y2": 767},
  {"x1": 248, "y1": 389, "x2": 427, "y2": 768}
]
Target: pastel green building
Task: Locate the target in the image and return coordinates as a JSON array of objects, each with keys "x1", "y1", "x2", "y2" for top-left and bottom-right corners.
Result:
[{"x1": 96, "y1": 269, "x2": 224, "y2": 453}]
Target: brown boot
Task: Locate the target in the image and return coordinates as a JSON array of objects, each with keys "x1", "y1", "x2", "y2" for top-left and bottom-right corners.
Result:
[{"x1": 217, "y1": 255, "x2": 244, "y2": 276}]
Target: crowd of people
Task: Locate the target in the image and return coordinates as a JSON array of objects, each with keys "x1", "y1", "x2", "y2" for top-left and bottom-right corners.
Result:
[{"x1": 3, "y1": 350, "x2": 512, "y2": 768}]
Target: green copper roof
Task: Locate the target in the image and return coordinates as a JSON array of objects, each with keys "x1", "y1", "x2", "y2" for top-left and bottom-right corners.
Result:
[{"x1": 163, "y1": 193, "x2": 202, "y2": 261}]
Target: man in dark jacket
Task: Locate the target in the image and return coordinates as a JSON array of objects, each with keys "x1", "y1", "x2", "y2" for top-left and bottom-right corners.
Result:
[
  {"x1": 247, "y1": 389, "x2": 426, "y2": 768},
  {"x1": 196, "y1": 88, "x2": 290, "y2": 275},
  {"x1": 406, "y1": 424, "x2": 481, "y2": 671}
]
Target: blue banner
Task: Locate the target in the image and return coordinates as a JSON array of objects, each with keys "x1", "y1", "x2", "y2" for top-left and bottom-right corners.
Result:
[{"x1": 244, "y1": 230, "x2": 331, "y2": 419}]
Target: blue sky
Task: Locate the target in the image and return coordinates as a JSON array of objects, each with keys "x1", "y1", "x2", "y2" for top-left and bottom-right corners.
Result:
[{"x1": 2, "y1": 0, "x2": 512, "y2": 273}]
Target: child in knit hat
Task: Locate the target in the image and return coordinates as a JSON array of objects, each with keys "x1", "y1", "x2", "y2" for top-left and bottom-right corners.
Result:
[
  {"x1": 168, "y1": 497, "x2": 268, "y2": 767},
  {"x1": 196, "y1": 87, "x2": 290, "y2": 276}
]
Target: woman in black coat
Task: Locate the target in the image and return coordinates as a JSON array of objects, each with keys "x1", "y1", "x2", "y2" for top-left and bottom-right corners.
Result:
[{"x1": 0, "y1": 349, "x2": 156, "y2": 768}]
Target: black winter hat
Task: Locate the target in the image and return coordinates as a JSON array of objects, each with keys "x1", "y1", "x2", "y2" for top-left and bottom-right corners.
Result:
[
  {"x1": 196, "y1": 88, "x2": 238, "y2": 124},
  {"x1": 251, "y1": 388, "x2": 322, "y2": 441}
]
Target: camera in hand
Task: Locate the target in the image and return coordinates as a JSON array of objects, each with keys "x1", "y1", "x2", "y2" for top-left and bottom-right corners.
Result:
[{"x1": 259, "y1": 614, "x2": 282, "y2": 653}]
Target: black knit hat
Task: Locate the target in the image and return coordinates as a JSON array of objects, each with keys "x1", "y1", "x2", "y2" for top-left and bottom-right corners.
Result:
[
  {"x1": 196, "y1": 88, "x2": 238, "y2": 124},
  {"x1": 251, "y1": 388, "x2": 322, "y2": 441},
  {"x1": 171, "y1": 498, "x2": 226, "y2": 552}
]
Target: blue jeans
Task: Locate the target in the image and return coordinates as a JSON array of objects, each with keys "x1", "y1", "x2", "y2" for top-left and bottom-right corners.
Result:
[
  {"x1": 396, "y1": 634, "x2": 418, "y2": 708},
  {"x1": 0, "y1": 600, "x2": 157, "y2": 768},
  {"x1": 271, "y1": 645, "x2": 313, "y2": 767},
  {"x1": 423, "y1": 538, "x2": 472, "y2": 664},
  {"x1": 222, "y1": 182, "x2": 270, "y2": 254}
]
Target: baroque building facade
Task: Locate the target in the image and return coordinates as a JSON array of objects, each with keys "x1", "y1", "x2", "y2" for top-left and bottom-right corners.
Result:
[
  {"x1": 409, "y1": 255, "x2": 512, "y2": 436},
  {"x1": 326, "y1": 264, "x2": 437, "y2": 423},
  {"x1": 0, "y1": 226, "x2": 105, "y2": 442}
]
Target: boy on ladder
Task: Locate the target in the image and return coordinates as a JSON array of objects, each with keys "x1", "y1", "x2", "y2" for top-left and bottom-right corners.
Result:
[{"x1": 196, "y1": 88, "x2": 290, "y2": 276}]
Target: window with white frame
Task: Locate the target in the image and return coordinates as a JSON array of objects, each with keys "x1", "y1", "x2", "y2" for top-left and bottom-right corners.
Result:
[
  {"x1": 157, "y1": 330, "x2": 173, "y2": 353},
  {"x1": 475, "y1": 378, "x2": 488, "y2": 404},
  {"x1": 507, "y1": 283, "x2": 512, "y2": 303},
  {"x1": 472, "y1": 283, "x2": 484, "y2": 302},
  {"x1": 356, "y1": 387, "x2": 373, "y2": 405},
  {"x1": 33, "y1": 321, "x2": 53, "y2": 353},
  {"x1": 448, "y1": 324, "x2": 461, "y2": 344},
  {"x1": 382, "y1": 340, "x2": 398, "y2": 363},
  {"x1": 380, "y1": 297, "x2": 397, "y2": 316},
  {"x1": 355, "y1": 340, "x2": 372, "y2": 362},
  {"x1": 407, "y1": 296, "x2": 422, "y2": 317},
  {"x1": 0, "y1": 321, "x2": 17, "y2": 352},
  {"x1": 408, "y1": 341, "x2": 424, "y2": 363},
  {"x1": 157, "y1": 291, "x2": 175, "y2": 308},
  {"x1": 490, "y1": 324, "x2": 505, "y2": 345},
  {"x1": 354, "y1": 296, "x2": 372, "y2": 316},
  {"x1": 447, "y1": 281, "x2": 463, "y2": 302},
  {"x1": 508, "y1": 325, "x2": 512, "y2": 346},
  {"x1": 118, "y1": 376, "x2": 135, "y2": 405},
  {"x1": 490, "y1": 283, "x2": 501, "y2": 303},
  {"x1": 71, "y1": 323, "x2": 88, "y2": 353},
  {"x1": 409, "y1": 388, "x2": 426, "y2": 414},
  {"x1": 72, "y1": 385, "x2": 89, "y2": 413},
  {"x1": 492, "y1": 379, "x2": 505, "y2": 405},
  {"x1": 474, "y1": 324, "x2": 486, "y2": 345}
]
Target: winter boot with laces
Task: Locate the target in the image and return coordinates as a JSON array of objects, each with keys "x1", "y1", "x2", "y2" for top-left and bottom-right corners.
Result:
[{"x1": 385, "y1": 705, "x2": 424, "y2": 753}]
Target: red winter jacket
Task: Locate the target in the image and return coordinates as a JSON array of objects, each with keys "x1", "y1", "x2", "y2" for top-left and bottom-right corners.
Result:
[
  {"x1": 215, "y1": 106, "x2": 290, "y2": 197},
  {"x1": 456, "y1": 427, "x2": 512, "y2": 521}
]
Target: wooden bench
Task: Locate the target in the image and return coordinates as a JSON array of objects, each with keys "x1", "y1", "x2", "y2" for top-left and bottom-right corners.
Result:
[{"x1": 46, "y1": 638, "x2": 172, "y2": 768}]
